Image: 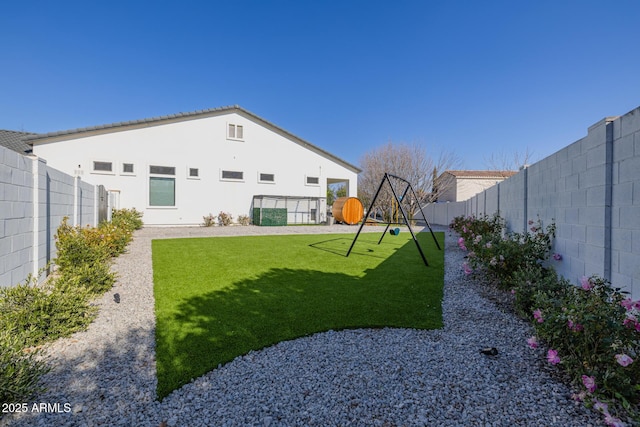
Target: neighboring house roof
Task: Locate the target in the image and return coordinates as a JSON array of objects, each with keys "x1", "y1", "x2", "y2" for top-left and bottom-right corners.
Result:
[
  {"x1": 442, "y1": 170, "x2": 517, "y2": 179},
  {"x1": 0, "y1": 129, "x2": 36, "y2": 154},
  {"x1": 24, "y1": 105, "x2": 361, "y2": 173}
]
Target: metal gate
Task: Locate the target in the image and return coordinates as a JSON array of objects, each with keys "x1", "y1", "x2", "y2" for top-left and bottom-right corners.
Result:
[{"x1": 97, "y1": 185, "x2": 109, "y2": 223}]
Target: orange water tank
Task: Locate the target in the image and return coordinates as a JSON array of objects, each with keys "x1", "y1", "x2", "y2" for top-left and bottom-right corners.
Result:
[{"x1": 332, "y1": 197, "x2": 364, "y2": 225}]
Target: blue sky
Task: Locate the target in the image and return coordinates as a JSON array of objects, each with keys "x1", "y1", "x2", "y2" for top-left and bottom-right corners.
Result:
[{"x1": 2, "y1": 0, "x2": 639, "y2": 170}]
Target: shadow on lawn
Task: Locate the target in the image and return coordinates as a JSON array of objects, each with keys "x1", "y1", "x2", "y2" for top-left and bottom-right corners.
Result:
[
  {"x1": 308, "y1": 236, "x2": 397, "y2": 260},
  {"x1": 156, "y1": 233, "x2": 444, "y2": 398}
]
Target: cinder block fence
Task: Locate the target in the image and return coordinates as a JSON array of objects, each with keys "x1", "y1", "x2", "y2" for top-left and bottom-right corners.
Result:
[
  {"x1": 422, "y1": 106, "x2": 640, "y2": 298},
  {"x1": 0, "y1": 145, "x2": 106, "y2": 287}
]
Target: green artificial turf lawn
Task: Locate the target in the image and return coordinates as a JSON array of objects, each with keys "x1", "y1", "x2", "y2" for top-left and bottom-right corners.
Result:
[{"x1": 152, "y1": 231, "x2": 444, "y2": 398}]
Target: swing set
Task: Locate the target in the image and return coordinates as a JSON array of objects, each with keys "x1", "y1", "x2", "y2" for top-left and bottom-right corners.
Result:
[{"x1": 346, "y1": 173, "x2": 441, "y2": 266}]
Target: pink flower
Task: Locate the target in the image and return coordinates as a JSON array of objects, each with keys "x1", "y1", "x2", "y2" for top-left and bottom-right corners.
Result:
[
  {"x1": 547, "y1": 349, "x2": 561, "y2": 365},
  {"x1": 623, "y1": 315, "x2": 636, "y2": 329},
  {"x1": 552, "y1": 253, "x2": 562, "y2": 261},
  {"x1": 571, "y1": 391, "x2": 586, "y2": 402},
  {"x1": 615, "y1": 354, "x2": 634, "y2": 367},
  {"x1": 526, "y1": 336, "x2": 538, "y2": 349},
  {"x1": 621, "y1": 298, "x2": 634, "y2": 311},
  {"x1": 528, "y1": 220, "x2": 534, "y2": 225},
  {"x1": 457, "y1": 237, "x2": 467, "y2": 251},
  {"x1": 485, "y1": 242, "x2": 492, "y2": 249},
  {"x1": 580, "y1": 276, "x2": 593, "y2": 291},
  {"x1": 533, "y1": 309, "x2": 544, "y2": 323},
  {"x1": 593, "y1": 399, "x2": 608, "y2": 414},
  {"x1": 581, "y1": 375, "x2": 596, "y2": 393},
  {"x1": 462, "y1": 262, "x2": 472, "y2": 275},
  {"x1": 604, "y1": 414, "x2": 626, "y2": 427},
  {"x1": 568, "y1": 320, "x2": 584, "y2": 332},
  {"x1": 571, "y1": 391, "x2": 587, "y2": 402}
]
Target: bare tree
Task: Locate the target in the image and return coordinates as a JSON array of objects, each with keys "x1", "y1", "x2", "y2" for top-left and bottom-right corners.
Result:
[
  {"x1": 484, "y1": 147, "x2": 535, "y2": 174},
  {"x1": 358, "y1": 142, "x2": 460, "y2": 221}
]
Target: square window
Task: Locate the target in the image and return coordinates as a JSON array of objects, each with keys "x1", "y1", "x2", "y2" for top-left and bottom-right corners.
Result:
[
  {"x1": 122, "y1": 163, "x2": 134, "y2": 174},
  {"x1": 306, "y1": 176, "x2": 320, "y2": 185},
  {"x1": 227, "y1": 123, "x2": 244, "y2": 140},
  {"x1": 188, "y1": 168, "x2": 200, "y2": 179}
]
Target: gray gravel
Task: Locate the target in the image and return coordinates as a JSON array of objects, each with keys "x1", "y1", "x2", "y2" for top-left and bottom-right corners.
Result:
[{"x1": 1, "y1": 224, "x2": 604, "y2": 426}]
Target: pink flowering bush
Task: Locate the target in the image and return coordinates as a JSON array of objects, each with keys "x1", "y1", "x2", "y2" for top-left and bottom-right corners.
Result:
[
  {"x1": 532, "y1": 275, "x2": 640, "y2": 413},
  {"x1": 451, "y1": 215, "x2": 639, "y2": 422},
  {"x1": 450, "y1": 215, "x2": 556, "y2": 290}
]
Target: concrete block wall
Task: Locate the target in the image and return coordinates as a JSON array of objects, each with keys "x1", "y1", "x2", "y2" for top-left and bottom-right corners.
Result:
[
  {"x1": 425, "y1": 105, "x2": 640, "y2": 298},
  {"x1": 611, "y1": 109, "x2": 640, "y2": 295},
  {"x1": 0, "y1": 145, "x2": 101, "y2": 287},
  {"x1": 0, "y1": 147, "x2": 35, "y2": 286}
]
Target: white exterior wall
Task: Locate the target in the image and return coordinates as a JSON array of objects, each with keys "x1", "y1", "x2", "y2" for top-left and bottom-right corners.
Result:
[
  {"x1": 33, "y1": 111, "x2": 358, "y2": 226},
  {"x1": 456, "y1": 178, "x2": 504, "y2": 201}
]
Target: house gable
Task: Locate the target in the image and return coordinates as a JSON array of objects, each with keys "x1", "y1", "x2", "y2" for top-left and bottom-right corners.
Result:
[
  {"x1": 28, "y1": 106, "x2": 360, "y2": 225},
  {"x1": 25, "y1": 105, "x2": 360, "y2": 174}
]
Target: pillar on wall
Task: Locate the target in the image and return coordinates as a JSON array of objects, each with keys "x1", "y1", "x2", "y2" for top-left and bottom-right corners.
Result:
[
  {"x1": 73, "y1": 176, "x2": 79, "y2": 226},
  {"x1": 30, "y1": 155, "x2": 47, "y2": 278}
]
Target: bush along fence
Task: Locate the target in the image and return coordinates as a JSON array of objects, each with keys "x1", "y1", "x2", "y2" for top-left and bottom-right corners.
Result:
[
  {"x1": 451, "y1": 214, "x2": 639, "y2": 426},
  {"x1": 0, "y1": 208, "x2": 143, "y2": 407}
]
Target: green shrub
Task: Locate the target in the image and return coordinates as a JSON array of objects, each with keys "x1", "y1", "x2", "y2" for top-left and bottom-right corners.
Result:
[
  {"x1": 0, "y1": 276, "x2": 96, "y2": 348},
  {"x1": 532, "y1": 276, "x2": 640, "y2": 407},
  {"x1": 450, "y1": 215, "x2": 555, "y2": 289},
  {"x1": 511, "y1": 265, "x2": 566, "y2": 317},
  {"x1": 1, "y1": 209, "x2": 141, "y2": 407},
  {"x1": 54, "y1": 217, "x2": 110, "y2": 270},
  {"x1": 95, "y1": 221, "x2": 133, "y2": 257},
  {"x1": 451, "y1": 214, "x2": 640, "y2": 422},
  {"x1": 110, "y1": 207, "x2": 143, "y2": 231},
  {"x1": 56, "y1": 263, "x2": 115, "y2": 295},
  {"x1": 0, "y1": 329, "x2": 50, "y2": 404}
]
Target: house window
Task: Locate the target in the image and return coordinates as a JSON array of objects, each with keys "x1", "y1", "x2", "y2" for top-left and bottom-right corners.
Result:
[
  {"x1": 149, "y1": 165, "x2": 176, "y2": 207},
  {"x1": 259, "y1": 173, "x2": 275, "y2": 183},
  {"x1": 227, "y1": 123, "x2": 244, "y2": 140},
  {"x1": 150, "y1": 165, "x2": 176, "y2": 175},
  {"x1": 92, "y1": 161, "x2": 113, "y2": 173},
  {"x1": 221, "y1": 170, "x2": 244, "y2": 181},
  {"x1": 122, "y1": 163, "x2": 135, "y2": 175},
  {"x1": 306, "y1": 176, "x2": 320, "y2": 185},
  {"x1": 188, "y1": 167, "x2": 200, "y2": 179},
  {"x1": 149, "y1": 177, "x2": 175, "y2": 206}
]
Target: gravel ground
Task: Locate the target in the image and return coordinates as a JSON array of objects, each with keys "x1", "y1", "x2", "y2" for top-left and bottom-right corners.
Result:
[{"x1": 1, "y1": 224, "x2": 605, "y2": 427}]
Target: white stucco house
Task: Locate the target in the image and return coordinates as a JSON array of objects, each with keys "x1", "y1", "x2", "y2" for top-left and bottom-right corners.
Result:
[
  {"x1": 435, "y1": 170, "x2": 517, "y2": 202},
  {"x1": 25, "y1": 105, "x2": 360, "y2": 226}
]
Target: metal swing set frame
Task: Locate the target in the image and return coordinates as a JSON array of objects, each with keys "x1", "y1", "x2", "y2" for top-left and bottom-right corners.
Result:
[{"x1": 346, "y1": 173, "x2": 441, "y2": 266}]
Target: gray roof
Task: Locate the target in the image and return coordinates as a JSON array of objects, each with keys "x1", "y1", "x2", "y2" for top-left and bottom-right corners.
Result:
[
  {"x1": 0, "y1": 130, "x2": 36, "y2": 154},
  {"x1": 25, "y1": 105, "x2": 361, "y2": 173}
]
